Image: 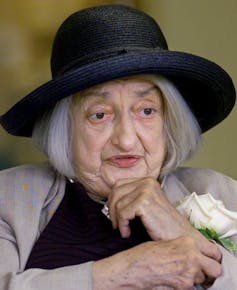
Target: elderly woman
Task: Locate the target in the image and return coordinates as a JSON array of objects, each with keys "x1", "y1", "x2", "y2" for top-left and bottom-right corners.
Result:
[{"x1": 0, "y1": 4, "x2": 237, "y2": 290}]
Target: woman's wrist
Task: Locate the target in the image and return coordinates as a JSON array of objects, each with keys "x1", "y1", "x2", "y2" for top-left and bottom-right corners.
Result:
[
  {"x1": 92, "y1": 250, "x2": 132, "y2": 290},
  {"x1": 92, "y1": 242, "x2": 155, "y2": 290}
]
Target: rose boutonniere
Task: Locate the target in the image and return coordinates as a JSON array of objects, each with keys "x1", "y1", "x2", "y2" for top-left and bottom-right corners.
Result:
[{"x1": 176, "y1": 192, "x2": 237, "y2": 253}]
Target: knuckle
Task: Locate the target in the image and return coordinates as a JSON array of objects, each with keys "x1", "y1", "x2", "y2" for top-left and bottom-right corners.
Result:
[
  {"x1": 181, "y1": 235, "x2": 196, "y2": 246},
  {"x1": 142, "y1": 177, "x2": 157, "y2": 187},
  {"x1": 117, "y1": 208, "x2": 128, "y2": 220},
  {"x1": 209, "y1": 242, "x2": 221, "y2": 258},
  {"x1": 214, "y1": 263, "x2": 222, "y2": 277},
  {"x1": 186, "y1": 252, "x2": 197, "y2": 264},
  {"x1": 137, "y1": 195, "x2": 151, "y2": 207},
  {"x1": 173, "y1": 277, "x2": 194, "y2": 290},
  {"x1": 113, "y1": 179, "x2": 123, "y2": 187},
  {"x1": 108, "y1": 189, "x2": 117, "y2": 204},
  {"x1": 117, "y1": 210, "x2": 131, "y2": 223},
  {"x1": 183, "y1": 281, "x2": 194, "y2": 290},
  {"x1": 115, "y1": 200, "x2": 123, "y2": 210},
  {"x1": 138, "y1": 181, "x2": 159, "y2": 198}
]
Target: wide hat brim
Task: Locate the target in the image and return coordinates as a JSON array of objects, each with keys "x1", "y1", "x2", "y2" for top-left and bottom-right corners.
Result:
[{"x1": 0, "y1": 48, "x2": 236, "y2": 136}]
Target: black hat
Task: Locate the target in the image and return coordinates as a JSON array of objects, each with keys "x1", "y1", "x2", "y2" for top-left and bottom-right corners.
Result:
[{"x1": 0, "y1": 4, "x2": 235, "y2": 136}]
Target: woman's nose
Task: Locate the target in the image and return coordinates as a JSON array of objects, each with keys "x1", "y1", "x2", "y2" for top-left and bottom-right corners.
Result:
[{"x1": 111, "y1": 113, "x2": 138, "y2": 152}]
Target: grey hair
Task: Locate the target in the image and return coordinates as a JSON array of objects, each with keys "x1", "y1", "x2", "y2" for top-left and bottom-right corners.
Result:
[
  {"x1": 148, "y1": 75, "x2": 201, "y2": 177},
  {"x1": 32, "y1": 75, "x2": 201, "y2": 179},
  {"x1": 32, "y1": 97, "x2": 75, "y2": 179}
]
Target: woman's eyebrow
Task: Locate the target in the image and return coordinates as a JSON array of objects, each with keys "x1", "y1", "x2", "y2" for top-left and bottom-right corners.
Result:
[
  {"x1": 135, "y1": 85, "x2": 158, "y2": 97},
  {"x1": 80, "y1": 90, "x2": 111, "y2": 99},
  {"x1": 81, "y1": 85, "x2": 157, "y2": 99}
]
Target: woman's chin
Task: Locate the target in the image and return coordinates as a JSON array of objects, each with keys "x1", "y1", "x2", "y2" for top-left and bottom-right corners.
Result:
[{"x1": 102, "y1": 167, "x2": 149, "y2": 185}]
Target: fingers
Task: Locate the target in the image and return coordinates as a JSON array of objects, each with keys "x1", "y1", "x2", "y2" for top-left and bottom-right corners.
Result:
[
  {"x1": 145, "y1": 238, "x2": 221, "y2": 289},
  {"x1": 200, "y1": 253, "x2": 222, "y2": 281},
  {"x1": 107, "y1": 178, "x2": 147, "y2": 230},
  {"x1": 108, "y1": 177, "x2": 163, "y2": 238},
  {"x1": 189, "y1": 229, "x2": 223, "y2": 262},
  {"x1": 93, "y1": 237, "x2": 221, "y2": 290},
  {"x1": 108, "y1": 176, "x2": 196, "y2": 241},
  {"x1": 193, "y1": 254, "x2": 221, "y2": 289},
  {"x1": 147, "y1": 237, "x2": 221, "y2": 288},
  {"x1": 108, "y1": 187, "x2": 137, "y2": 230},
  {"x1": 152, "y1": 286, "x2": 175, "y2": 290},
  {"x1": 112, "y1": 193, "x2": 137, "y2": 237},
  {"x1": 201, "y1": 241, "x2": 222, "y2": 263},
  {"x1": 109, "y1": 189, "x2": 149, "y2": 238},
  {"x1": 178, "y1": 237, "x2": 222, "y2": 286}
]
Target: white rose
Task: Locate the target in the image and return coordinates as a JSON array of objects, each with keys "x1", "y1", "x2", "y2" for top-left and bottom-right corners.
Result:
[{"x1": 176, "y1": 192, "x2": 237, "y2": 238}]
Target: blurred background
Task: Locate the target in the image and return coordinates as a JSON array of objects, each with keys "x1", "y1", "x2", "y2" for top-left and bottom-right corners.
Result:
[{"x1": 0, "y1": 0, "x2": 236, "y2": 179}]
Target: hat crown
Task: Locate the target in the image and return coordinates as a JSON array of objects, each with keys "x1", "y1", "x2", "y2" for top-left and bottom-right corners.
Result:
[{"x1": 51, "y1": 4, "x2": 168, "y2": 77}]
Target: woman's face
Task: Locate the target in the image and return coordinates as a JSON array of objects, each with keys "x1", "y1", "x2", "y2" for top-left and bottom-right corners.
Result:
[{"x1": 71, "y1": 78, "x2": 166, "y2": 198}]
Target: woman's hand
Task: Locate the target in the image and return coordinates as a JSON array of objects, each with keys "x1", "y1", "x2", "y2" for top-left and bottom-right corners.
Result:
[
  {"x1": 102, "y1": 178, "x2": 221, "y2": 290},
  {"x1": 107, "y1": 177, "x2": 200, "y2": 241},
  {"x1": 92, "y1": 237, "x2": 222, "y2": 290}
]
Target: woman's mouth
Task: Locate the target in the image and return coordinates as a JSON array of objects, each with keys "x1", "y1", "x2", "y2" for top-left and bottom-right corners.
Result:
[{"x1": 107, "y1": 155, "x2": 142, "y2": 168}]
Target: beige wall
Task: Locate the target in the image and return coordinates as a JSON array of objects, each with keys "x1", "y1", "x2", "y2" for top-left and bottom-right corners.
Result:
[{"x1": 0, "y1": 0, "x2": 236, "y2": 179}]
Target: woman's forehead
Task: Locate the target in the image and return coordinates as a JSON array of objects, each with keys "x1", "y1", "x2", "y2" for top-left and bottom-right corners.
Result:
[{"x1": 79, "y1": 76, "x2": 158, "y2": 97}]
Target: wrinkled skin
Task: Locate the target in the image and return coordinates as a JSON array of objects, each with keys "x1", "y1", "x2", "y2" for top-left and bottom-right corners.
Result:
[
  {"x1": 71, "y1": 77, "x2": 165, "y2": 198},
  {"x1": 71, "y1": 77, "x2": 222, "y2": 289},
  {"x1": 93, "y1": 177, "x2": 221, "y2": 290},
  {"x1": 93, "y1": 237, "x2": 221, "y2": 290}
]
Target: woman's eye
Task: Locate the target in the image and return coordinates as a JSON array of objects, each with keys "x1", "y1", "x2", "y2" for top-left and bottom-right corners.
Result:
[
  {"x1": 140, "y1": 108, "x2": 156, "y2": 117},
  {"x1": 93, "y1": 112, "x2": 105, "y2": 119},
  {"x1": 89, "y1": 111, "x2": 109, "y2": 122}
]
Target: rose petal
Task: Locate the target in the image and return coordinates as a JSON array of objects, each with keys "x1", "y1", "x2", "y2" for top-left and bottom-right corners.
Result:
[
  {"x1": 177, "y1": 193, "x2": 211, "y2": 228},
  {"x1": 176, "y1": 192, "x2": 237, "y2": 238}
]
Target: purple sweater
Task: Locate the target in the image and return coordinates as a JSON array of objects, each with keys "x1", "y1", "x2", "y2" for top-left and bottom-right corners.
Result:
[{"x1": 25, "y1": 181, "x2": 150, "y2": 269}]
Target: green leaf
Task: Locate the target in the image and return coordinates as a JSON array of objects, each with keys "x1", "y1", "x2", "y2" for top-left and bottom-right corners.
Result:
[
  {"x1": 198, "y1": 228, "x2": 213, "y2": 240},
  {"x1": 195, "y1": 227, "x2": 237, "y2": 254},
  {"x1": 197, "y1": 227, "x2": 219, "y2": 240},
  {"x1": 219, "y1": 237, "x2": 237, "y2": 253}
]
